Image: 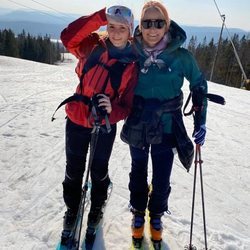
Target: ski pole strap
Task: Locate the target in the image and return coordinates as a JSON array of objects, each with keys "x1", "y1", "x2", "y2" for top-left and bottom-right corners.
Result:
[
  {"x1": 183, "y1": 92, "x2": 193, "y2": 116},
  {"x1": 206, "y1": 93, "x2": 226, "y2": 105},
  {"x1": 183, "y1": 92, "x2": 226, "y2": 117},
  {"x1": 51, "y1": 93, "x2": 90, "y2": 121},
  {"x1": 104, "y1": 115, "x2": 111, "y2": 133},
  {"x1": 91, "y1": 105, "x2": 111, "y2": 134}
]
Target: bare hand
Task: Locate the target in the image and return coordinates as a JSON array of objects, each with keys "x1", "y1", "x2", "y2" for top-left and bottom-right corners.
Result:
[{"x1": 97, "y1": 94, "x2": 112, "y2": 114}]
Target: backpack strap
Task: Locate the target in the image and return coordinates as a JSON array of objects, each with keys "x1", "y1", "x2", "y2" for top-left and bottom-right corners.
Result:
[
  {"x1": 51, "y1": 46, "x2": 106, "y2": 121},
  {"x1": 81, "y1": 45, "x2": 128, "y2": 97},
  {"x1": 79, "y1": 45, "x2": 106, "y2": 94},
  {"x1": 84, "y1": 46, "x2": 106, "y2": 73},
  {"x1": 108, "y1": 61, "x2": 128, "y2": 98}
]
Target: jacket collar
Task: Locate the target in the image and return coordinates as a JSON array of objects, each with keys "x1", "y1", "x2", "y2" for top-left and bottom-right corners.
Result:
[{"x1": 105, "y1": 38, "x2": 138, "y2": 63}]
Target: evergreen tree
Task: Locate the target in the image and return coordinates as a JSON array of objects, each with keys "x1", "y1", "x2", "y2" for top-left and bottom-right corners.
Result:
[
  {"x1": 195, "y1": 37, "x2": 209, "y2": 77},
  {"x1": 186, "y1": 33, "x2": 250, "y2": 89},
  {"x1": 17, "y1": 30, "x2": 26, "y2": 58},
  {"x1": 0, "y1": 29, "x2": 19, "y2": 57},
  {"x1": 187, "y1": 36, "x2": 197, "y2": 55},
  {"x1": 0, "y1": 30, "x2": 3, "y2": 54},
  {"x1": 239, "y1": 35, "x2": 250, "y2": 88}
]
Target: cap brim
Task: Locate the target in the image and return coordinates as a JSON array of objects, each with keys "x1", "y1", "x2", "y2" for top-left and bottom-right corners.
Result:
[{"x1": 106, "y1": 14, "x2": 129, "y2": 26}]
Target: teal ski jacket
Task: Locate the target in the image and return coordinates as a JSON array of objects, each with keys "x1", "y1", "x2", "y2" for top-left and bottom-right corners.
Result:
[{"x1": 133, "y1": 20, "x2": 208, "y2": 133}]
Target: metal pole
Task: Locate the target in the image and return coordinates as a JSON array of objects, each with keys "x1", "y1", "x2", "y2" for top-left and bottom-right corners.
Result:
[
  {"x1": 73, "y1": 110, "x2": 101, "y2": 249},
  {"x1": 198, "y1": 147, "x2": 208, "y2": 250},
  {"x1": 212, "y1": 0, "x2": 248, "y2": 86},
  {"x1": 209, "y1": 15, "x2": 225, "y2": 81},
  {"x1": 187, "y1": 146, "x2": 198, "y2": 250}
]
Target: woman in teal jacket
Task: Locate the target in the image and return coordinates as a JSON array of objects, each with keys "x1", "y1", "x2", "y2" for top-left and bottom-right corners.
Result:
[{"x1": 121, "y1": 1, "x2": 208, "y2": 246}]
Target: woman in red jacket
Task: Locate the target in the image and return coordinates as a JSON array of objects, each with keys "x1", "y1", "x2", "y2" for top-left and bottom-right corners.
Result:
[{"x1": 59, "y1": 5, "x2": 137, "y2": 243}]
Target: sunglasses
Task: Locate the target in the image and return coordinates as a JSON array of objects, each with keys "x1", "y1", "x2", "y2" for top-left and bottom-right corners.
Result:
[
  {"x1": 141, "y1": 19, "x2": 166, "y2": 29},
  {"x1": 107, "y1": 6, "x2": 133, "y2": 19}
]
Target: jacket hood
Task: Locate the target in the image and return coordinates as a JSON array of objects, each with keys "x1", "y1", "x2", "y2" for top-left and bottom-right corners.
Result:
[{"x1": 133, "y1": 20, "x2": 187, "y2": 56}]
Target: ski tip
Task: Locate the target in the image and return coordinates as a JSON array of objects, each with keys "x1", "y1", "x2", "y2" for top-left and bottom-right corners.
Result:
[{"x1": 55, "y1": 242, "x2": 68, "y2": 250}]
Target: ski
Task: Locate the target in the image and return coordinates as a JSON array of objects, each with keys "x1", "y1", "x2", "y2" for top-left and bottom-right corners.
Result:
[
  {"x1": 82, "y1": 182, "x2": 113, "y2": 250},
  {"x1": 83, "y1": 227, "x2": 97, "y2": 250},
  {"x1": 57, "y1": 108, "x2": 112, "y2": 250},
  {"x1": 56, "y1": 182, "x2": 91, "y2": 250}
]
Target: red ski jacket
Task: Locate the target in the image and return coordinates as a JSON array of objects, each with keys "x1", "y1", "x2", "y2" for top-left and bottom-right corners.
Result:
[{"x1": 60, "y1": 8, "x2": 138, "y2": 128}]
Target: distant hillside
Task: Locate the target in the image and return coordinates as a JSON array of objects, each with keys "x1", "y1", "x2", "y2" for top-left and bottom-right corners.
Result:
[
  {"x1": 0, "y1": 21, "x2": 64, "y2": 39},
  {"x1": 0, "y1": 9, "x2": 76, "y2": 39},
  {"x1": 0, "y1": 9, "x2": 76, "y2": 24},
  {"x1": 0, "y1": 9, "x2": 249, "y2": 43},
  {"x1": 182, "y1": 25, "x2": 249, "y2": 45}
]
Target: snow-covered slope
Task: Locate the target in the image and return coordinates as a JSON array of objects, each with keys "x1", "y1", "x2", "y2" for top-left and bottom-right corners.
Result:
[{"x1": 0, "y1": 55, "x2": 249, "y2": 250}]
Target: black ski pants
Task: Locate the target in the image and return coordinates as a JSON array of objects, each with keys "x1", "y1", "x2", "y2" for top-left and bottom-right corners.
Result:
[
  {"x1": 129, "y1": 134, "x2": 175, "y2": 214},
  {"x1": 63, "y1": 118, "x2": 116, "y2": 212}
]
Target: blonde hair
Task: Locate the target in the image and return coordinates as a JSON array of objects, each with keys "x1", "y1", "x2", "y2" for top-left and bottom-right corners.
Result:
[{"x1": 140, "y1": 1, "x2": 170, "y2": 31}]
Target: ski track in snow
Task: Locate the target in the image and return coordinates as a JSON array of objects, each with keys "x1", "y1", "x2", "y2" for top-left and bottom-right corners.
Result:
[{"x1": 0, "y1": 55, "x2": 250, "y2": 250}]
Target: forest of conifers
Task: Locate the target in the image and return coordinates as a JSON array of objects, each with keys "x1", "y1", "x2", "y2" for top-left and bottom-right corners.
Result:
[
  {"x1": 0, "y1": 28, "x2": 249, "y2": 90},
  {"x1": 0, "y1": 29, "x2": 61, "y2": 65},
  {"x1": 187, "y1": 34, "x2": 250, "y2": 89}
]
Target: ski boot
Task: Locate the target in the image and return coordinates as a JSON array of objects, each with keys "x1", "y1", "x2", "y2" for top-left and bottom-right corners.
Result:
[
  {"x1": 131, "y1": 208, "x2": 145, "y2": 249},
  {"x1": 60, "y1": 208, "x2": 77, "y2": 245},
  {"x1": 85, "y1": 206, "x2": 104, "y2": 244},
  {"x1": 87, "y1": 205, "x2": 104, "y2": 228},
  {"x1": 149, "y1": 212, "x2": 163, "y2": 250}
]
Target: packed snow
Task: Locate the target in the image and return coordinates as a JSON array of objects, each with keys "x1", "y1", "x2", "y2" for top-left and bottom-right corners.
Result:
[{"x1": 0, "y1": 54, "x2": 249, "y2": 250}]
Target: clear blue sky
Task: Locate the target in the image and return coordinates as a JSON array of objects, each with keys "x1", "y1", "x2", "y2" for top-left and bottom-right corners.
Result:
[{"x1": 1, "y1": 0, "x2": 250, "y2": 31}]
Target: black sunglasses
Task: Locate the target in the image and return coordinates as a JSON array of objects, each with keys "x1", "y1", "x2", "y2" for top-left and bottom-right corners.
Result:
[{"x1": 141, "y1": 19, "x2": 166, "y2": 29}]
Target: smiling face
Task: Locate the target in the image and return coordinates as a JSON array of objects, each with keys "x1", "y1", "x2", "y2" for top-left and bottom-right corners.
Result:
[
  {"x1": 141, "y1": 7, "x2": 167, "y2": 48},
  {"x1": 107, "y1": 21, "x2": 130, "y2": 49}
]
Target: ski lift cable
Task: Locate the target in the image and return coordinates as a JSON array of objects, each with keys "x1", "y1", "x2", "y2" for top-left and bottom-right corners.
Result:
[
  {"x1": 213, "y1": 0, "x2": 248, "y2": 84},
  {"x1": 28, "y1": 0, "x2": 75, "y2": 19},
  {"x1": 6, "y1": 0, "x2": 71, "y2": 22}
]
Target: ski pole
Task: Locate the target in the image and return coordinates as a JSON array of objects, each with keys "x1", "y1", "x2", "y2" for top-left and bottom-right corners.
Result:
[
  {"x1": 185, "y1": 144, "x2": 208, "y2": 250},
  {"x1": 198, "y1": 145, "x2": 208, "y2": 250},
  {"x1": 186, "y1": 144, "x2": 199, "y2": 250},
  {"x1": 73, "y1": 106, "x2": 102, "y2": 249}
]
